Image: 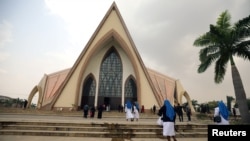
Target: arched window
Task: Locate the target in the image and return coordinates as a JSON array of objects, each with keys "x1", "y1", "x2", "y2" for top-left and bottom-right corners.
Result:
[
  {"x1": 81, "y1": 75, "x2": 96, "y2": 109},
  {"x1": 124, "y1": 76, "x2": 137, "y2": 101},
  {"x1": 83, "y1": 76, "x2": 96, "y2": 97},
  {"x1": 98, "y1": 48, "x2": 122, "y2": 97}
]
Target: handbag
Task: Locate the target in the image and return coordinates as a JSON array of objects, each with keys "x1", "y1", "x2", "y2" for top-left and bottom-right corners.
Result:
[
  {"x1": 157, "y1": 117, "x2": 163, "y2": 126},
  {"x1": 213, "y1": 115, "x2": 221, "y2": 123}
]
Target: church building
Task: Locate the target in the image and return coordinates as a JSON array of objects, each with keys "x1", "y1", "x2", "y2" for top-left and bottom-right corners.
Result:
[{"x1": 27, "y1": 2, "x2": 194, "y2": 112}]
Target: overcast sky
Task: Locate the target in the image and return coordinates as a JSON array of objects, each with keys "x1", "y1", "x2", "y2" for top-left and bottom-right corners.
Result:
[{"x1": 0, "y1": 0, "x2": 249, "y2": 104}]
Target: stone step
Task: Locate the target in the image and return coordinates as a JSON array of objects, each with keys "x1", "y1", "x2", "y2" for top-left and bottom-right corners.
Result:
[
  {"x1": 1, "y1": 124, "x2": 207, "y2": 132},
  {"x1": 0, "y1": 130, "x2": 207, "y2": 138},
  {"x1": 0, "y1": 121, "x2": 207, "y2": 138}
]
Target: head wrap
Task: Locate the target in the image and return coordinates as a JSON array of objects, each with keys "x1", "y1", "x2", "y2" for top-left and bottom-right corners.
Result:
[
  {"x1": 218, "y1": 101, "x2": 229, "y2": 120},
  {"x1": 164, "y1": 100, "x2": 175, "y2": 120},
  {"x1": 126, "y1": 100, "x2": 132, "y2": 109}
]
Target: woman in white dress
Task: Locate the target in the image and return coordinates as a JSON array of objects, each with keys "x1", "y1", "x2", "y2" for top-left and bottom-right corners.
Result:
[
  {"x1": 133, "y1": 102, "x2": 140, "y2": 121},
  {"x1": 158, "y1": 100, "x2": 177, "y2": 141},
  {"x1": 125, "y1": 100, "x2": 134, "y2": 121},
  {"x1": 214, "y1": 101, "x2": 229, "y2": 125}
]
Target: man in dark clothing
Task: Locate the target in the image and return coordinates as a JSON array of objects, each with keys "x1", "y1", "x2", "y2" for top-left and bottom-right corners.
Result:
[
  {"x1": 153, "y1": 105, "x2": 156, "y2": 114},
  {"x1": 232, "y1": 107, "x2": 236, "y2": 120},
  {"x1": 83, "y1": 104, "x2": 89, "y2": 118},
  {"x1": 97, "y1": 104, "x2": 105, "y2": 119},
  {"x1": 186, "y1": 106, "x2": 191, "y2": 121},
  {"x1": 175, "y1": 103, "x2": 183, "y2": 122},
  {"x1": 23, "y1": 100, "x2": 28, "y2": 109}
]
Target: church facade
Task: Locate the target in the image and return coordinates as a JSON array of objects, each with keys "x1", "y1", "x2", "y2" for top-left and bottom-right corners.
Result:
[{"x1": 27, "y1": 2, "x2": 194, "y2": 112}]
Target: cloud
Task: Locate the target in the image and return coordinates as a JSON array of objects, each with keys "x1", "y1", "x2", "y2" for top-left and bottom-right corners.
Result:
[
  {"x1": 0, "y1": 20, "x2": 12, "y2": 48},
  {"x1": 34, "y1": 0, "x2": 250, "y2": 103},
  {"x1": 44, "y1": 48, "x2": 78, "y2": 69},
  {"x1": 0, "y1": 52, "x2": 10, "y2": 62},
  {"x1": 0, "y1": 68, "x2": 7, "y2": 74},
  {"x1": 0, "y1": 20, "x2": 12, "y2": 74},
  {"x1": 1, "y1": 0, "x2": 248, "y2": 104},
  {"x1": 44, "y1": 0, "x2": 114, "y2": 47}
]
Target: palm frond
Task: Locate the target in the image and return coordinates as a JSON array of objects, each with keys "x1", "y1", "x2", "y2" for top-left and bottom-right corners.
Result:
[
  {"x1": 199, "y1": 46, "x2": 220, "y2": 62},
  {"x1": 193, "y1": 32, "x2": 213, "y2": 47},
  {"x1": 214, "y1": 57, "x2": 229, "y2": 83},
  {"x1": 233, "y1": 15, "x2": 250, "y2": 40},
  {"x1": 234, "y1": 14, "x2": 250, "y2": 29},
  {"x1": 210, "y1": 24, "x2": 228, "y2": 47},
  {"x1": 198, "y1": 61, "x2": 211, "y2": 73},
  {"x1": 198, "y1": 50, "x2": 220, "y2": 73},
  {"x1": 216, "y1": 10, "x2": 231, "y2": 29},
  {"x1": 234, "y1": 40, "x2": 250, "y2": 60}
]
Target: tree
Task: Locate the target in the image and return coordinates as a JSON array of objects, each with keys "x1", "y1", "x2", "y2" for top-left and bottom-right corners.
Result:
[
  {"x1": 191, "y1": 99, "x2": 199, "y2": 107},
  {"x1": 193, "y1": 10, "x2": 250, "y2": 124}
]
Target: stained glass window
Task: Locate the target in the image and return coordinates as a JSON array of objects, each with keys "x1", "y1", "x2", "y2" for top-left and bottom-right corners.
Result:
[
  {"x1": 98, "y1": 48, "x2": 122, "y2": 97},
  {"x1": 125, "y1": 77, "x2": 137, "y2": 98},
  {"x1": 83, "y1": 76, "x2": 96, "y2": 96}
]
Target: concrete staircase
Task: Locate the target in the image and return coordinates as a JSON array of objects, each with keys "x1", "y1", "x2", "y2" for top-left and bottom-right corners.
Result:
[
  {"x1": 0, "y1": 120, "x2": 207, "y2": 138},
  {"x1": 0, "y1": 108, "x2": 208, "y2": 139}
]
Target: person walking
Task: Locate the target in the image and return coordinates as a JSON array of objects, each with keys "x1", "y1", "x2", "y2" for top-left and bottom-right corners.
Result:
[
  {"x1": 83, "y1": 104, "x2": 89, "y2": 118},
  {"x1": 97, "y1": 104, "x2": 104, "y2": 119},
  {"x1": 232, "y1": 107, "x2": 236, "y2": 120},
  {"x1": 153, "y1": 104, "x2": 156, "y2": 114},
  {"x1": 186, "y1": 106, "x2": 191, "y2": 122},
  {"x1": 90, "y1": 106, "x2": 96, "y2": 118},
  {"x1": 23, "y1": 99, "x2": 28, "y2": 109},
  {"x1": 214, "y1": 101, "x2": 229, "y2": 125},
  {"x1": 175, "y1": 103, "x2": 183, "y2": 122},
  {"x1": 141, "y1": 105, "x2": 145, "y2": 113},
  {"x1": 133, "y1": 102, "x2": 140, "y2": 121},
  {"x1": 158, "y1": 100, "x2": 177, "y2": 141},
  {"x1": 125, "y1": 100, "x2": 134, "y2": 121},
  {"x1": 118, "y1": 104, "x2": 122, "y2": 112}
]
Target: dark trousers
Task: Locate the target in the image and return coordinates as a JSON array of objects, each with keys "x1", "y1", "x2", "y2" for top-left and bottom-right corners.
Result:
[
  {"x1": 98, "y1": 111, "x2": 102, "y2": 119},
  {"x1": 83, "y1": 110, "x2": 88, "y2": 118},
  {"x1": 187, "y1": 113, "x2": 191, "y2": 121},
  {"x1": 178, "y1": 114, "x2": 183, "y2": 122}
]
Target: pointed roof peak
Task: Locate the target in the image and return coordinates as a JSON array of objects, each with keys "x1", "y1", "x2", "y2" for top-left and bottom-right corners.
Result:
[
  {"x1": 111, "y1": 1, "x2": 117, "y2": 7},
  {"x1": 107, "y1": 1, "x2": 121, "y2": 15},
  {"x1": 108, "y1": 1, "x2": 118, "y2": 11}
]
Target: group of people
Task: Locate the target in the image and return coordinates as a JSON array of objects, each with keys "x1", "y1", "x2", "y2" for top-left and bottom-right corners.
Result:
[
  {"x1": 83, "y1": 100, "x2": 141, "y2": 121},
  {"x1": 83, "y1": 99, "x2": 229, "y2": 141},
  {"x1": 83, "y1": 104, "x2": 105, "y2": 119},
  {"x1": 174, "y1": 103, "x2": 192, "y2": 122},
  {"x1": 124, "y1": 100, "x2": 140, "y2": 121},
  {"x1": 157, "y1": 100, "x2": 229, "y2": 141}
]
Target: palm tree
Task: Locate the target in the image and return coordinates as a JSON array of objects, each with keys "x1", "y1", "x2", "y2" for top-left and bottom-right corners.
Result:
[{"x1": 193, "y1": 10, "x2": 250, "y2": 124}]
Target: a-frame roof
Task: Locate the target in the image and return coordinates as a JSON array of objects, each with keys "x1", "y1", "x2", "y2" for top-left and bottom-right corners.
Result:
[{"x1": 45, "y1": 2, "x2": 165, "y2": 109}]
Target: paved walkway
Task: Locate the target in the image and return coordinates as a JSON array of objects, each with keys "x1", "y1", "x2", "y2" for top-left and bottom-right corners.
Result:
[
  {"x1": 0, "y1": 113, "x2": 208, "y2": 141},
  {"x1": 0, "y1": 135, "x2": 207, "y2": 141}
]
